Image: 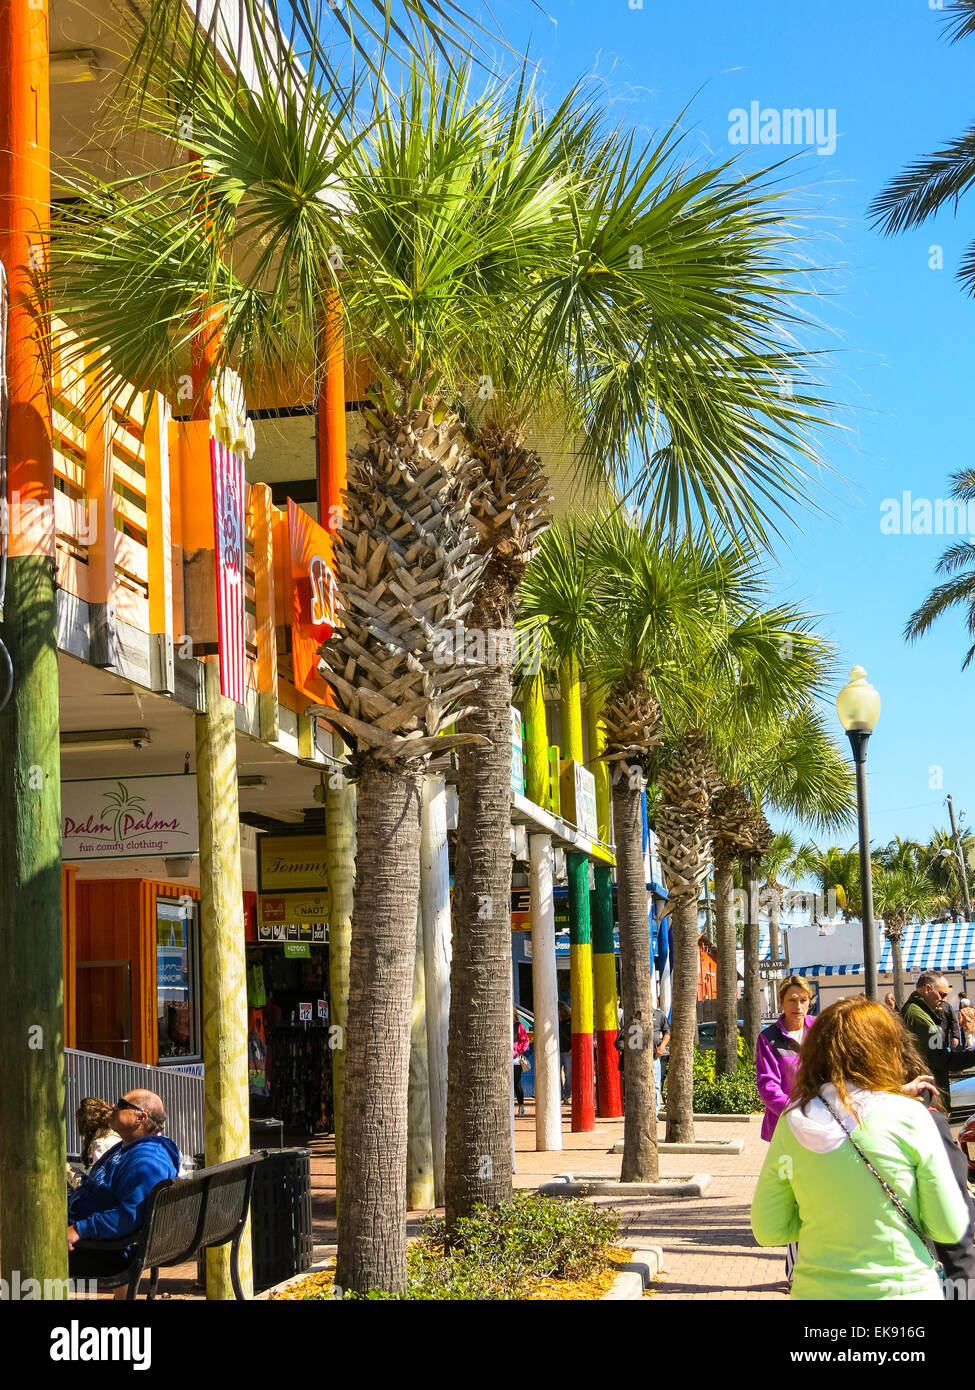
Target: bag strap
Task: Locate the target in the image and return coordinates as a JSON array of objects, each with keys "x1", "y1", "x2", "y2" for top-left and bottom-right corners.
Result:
[{"x1": 819, "y1": 1094, "x2": 932, "y2": 1251}]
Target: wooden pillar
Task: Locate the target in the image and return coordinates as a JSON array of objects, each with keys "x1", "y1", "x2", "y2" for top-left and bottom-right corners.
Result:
[
  {"x1": 523, "y1": 673, "x2": 549, "y2": 808},
  {"x1": 529, "y1": 833, "x2": 561, "y2": 1151},
  {"x1": 407, "y1": 909, "x2": 436, "y2": 1210},
  {"x1": 586, "y1": 695, "x2": 621, "y2": 1117},
  {"x1": 419, "y1": 772, "x2": 450, "y2": 1205},
  {"x1": 559, "y1": 657, "x2": 594, "y2": 1132},
  {"x1": 316, "y1": 289, "x2": 346, "y2": 531},
  {"x1": 325, "y1": 738, "x2": 355, "y2": 1209},
  {"x1": 0, "y1": 0, "x2": 68, "y2": 1290},
  {"x1": 196, "y1": 661, "x2": 252, "y2": 1299}
]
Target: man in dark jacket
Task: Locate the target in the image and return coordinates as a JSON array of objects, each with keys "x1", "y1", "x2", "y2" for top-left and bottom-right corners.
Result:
[
  {"x1": 902, "y1": 974, "x2": 975, "y2": 1112},
  {"x1": 68, "y1": 1090, "x2": 180, "y2": 1277}
]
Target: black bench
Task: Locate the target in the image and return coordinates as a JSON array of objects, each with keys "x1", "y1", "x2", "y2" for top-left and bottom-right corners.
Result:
[{"x1": 72, "y1": 1151, "x2": 264, "y2": 1300}]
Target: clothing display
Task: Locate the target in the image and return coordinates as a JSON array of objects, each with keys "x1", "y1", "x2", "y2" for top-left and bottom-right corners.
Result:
[{"x1": 268, "y1": 1026, "x2": 333, "y2": 1135}]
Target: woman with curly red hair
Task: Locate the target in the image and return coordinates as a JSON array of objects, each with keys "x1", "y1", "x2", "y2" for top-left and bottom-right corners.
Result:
[{"x1": 751, "y1": 996, "x2": 968, "y2": 1300}]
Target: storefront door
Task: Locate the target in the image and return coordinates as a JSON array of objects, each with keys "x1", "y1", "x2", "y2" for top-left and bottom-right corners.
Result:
[{"x1": 76, "y1": 960, "x2": 133, "y2": 1059}]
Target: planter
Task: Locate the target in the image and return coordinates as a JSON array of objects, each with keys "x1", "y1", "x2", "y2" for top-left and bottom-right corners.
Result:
[
  {"x1": 602, "y1": 1245, "x2": 664, "y2": 1300},
  {"x1": 539, "y1": 1172, "x2": 711, "y2": 1198},
  {"x1": 658, "y1": 1111, "x2": 763, "y2": 1123},
  {"x1": 611, "y1": 1138, "x2": 743, "y2": 1156}
]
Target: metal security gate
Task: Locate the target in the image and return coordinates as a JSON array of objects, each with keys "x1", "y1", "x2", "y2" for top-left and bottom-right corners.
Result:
[{"x1": 65, "y1": 1048, "x2": 204, "y2": 1158}]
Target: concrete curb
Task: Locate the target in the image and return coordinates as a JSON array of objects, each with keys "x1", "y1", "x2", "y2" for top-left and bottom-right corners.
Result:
[
  {"x1": 658, "y1": 1112, "x2": 763, "y2": 1123},
  {"x1": 611, "y1": 1138, "x2": 744, "y2": 1156},
  {"x1": 602, "y1": 1245, "x2": 665, "y2": 1300},
  {"x1": 539, "y1": 1172, "x2": 712, "y2": 1198},
  {"x1": 254, "y1": 1258, "x2": 336, "y2": 1300}
]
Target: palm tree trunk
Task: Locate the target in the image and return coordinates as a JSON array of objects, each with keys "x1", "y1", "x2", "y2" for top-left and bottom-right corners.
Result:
[
  {"x1": 611, "y1": 771, "x2": 659, "y2": 1181},
  {"x1": 664, "y1": 892, "x2": 699, "y2": 1144},
  {"x1": 714, "y1": 850, "x2": 738, "y2": 1077},
  {"x1": 890, "y1": 931, "x2": 906, "y2": 1008},
  {"x1": 445, "y1": 607, "x2": 514, "y2": 1228},
  {"x1": 742, "y1": 855, "x2": 763, "y2": 1053},
  {"x1": 335, "y1": 765, "x2": 422, "y2": 1296}
]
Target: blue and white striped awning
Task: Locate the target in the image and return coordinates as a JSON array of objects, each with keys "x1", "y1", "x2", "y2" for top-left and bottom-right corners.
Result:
[{"x1": 761, "y1": 921, "x2": 975, "y2": 977}]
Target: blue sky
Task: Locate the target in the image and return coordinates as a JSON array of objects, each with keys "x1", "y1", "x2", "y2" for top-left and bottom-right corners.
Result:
[{"x1": 483, "y1": 0, "x2": 975, "y2": 851}]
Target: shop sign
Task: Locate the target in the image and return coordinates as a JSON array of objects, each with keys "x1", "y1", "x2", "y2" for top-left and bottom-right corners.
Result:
[
  {"x1": 317, "y1": 999, "x2": 328, "y2": 1020},
  {"x1": 62, "y1": 774, "x2": 199, "y2": 860},
  {"x1": 258, "y1": 834, "x2": 327, "y2": 891},
  {"x1": 559, "y1": 760, "x2": 598, "y2": 839},
  {"x1": 157, "y1": 947, "x2": 187, "y2": 989},
  {"x1": 298, "y1": 1001, "x2": 313, "y2": 1019},
  {"x1": 287, "y1": 500, "x2": 340, "y2": 704},
  {"x1": 257, "y1": 922, "x2": 326, "y2": 944},
  {"x1": 285, "y1": 945, "x2": 312, "y2": 960},
  {"x1": 511, "y1": 887, "x2": 530, "y2": 932},
  {"x1": 257, "y1": 890, "x2": 329, "y2": 926}
]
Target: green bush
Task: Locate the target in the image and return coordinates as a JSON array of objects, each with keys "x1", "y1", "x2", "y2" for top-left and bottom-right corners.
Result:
[
  {"x1": 691, "y1": 1040, "x2": 764, "y2": 1115},
  {"x1": 337, "y1": 1192, "x2": 621, "y2": 1301}
]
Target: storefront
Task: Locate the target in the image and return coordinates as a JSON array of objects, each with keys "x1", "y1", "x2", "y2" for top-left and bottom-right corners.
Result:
[{"x1": 245, "y1": 831, "x2": 334, "y2": 1135}]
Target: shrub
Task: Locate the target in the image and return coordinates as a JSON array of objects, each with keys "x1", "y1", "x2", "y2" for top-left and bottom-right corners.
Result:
[
  {"x1": 339, "y1": 1192, "x2": 621, "y2": 1300},
  {"x1": 691, "y1": 1041, "x2": 763, "y2": 1115}
]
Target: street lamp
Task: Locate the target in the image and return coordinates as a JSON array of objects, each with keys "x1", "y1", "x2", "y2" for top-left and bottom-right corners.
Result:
[{"x1": 836, "y1": 665, "x2": 881, "y2": 1001}]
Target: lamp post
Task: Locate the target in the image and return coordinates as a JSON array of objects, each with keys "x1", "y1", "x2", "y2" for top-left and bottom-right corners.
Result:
[{"x1": 836, "y1": 666, "x2": 881, "y2": 1001}]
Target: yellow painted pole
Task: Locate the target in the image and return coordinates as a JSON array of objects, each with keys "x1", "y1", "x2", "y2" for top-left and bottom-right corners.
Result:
[
  {"x1": 325, "y1": 737, "x2": 355, "y2": 1211},
  {"x1": 196, "y1": 661, "x2": 253, "y2": 1299},
  {"x1": 524, "y1": 673, "x2": 550, "y2": 808}
]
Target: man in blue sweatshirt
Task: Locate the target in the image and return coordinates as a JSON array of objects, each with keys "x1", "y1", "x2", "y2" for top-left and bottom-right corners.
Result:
[{"x1": 68, "y1": 1090, "x2": 181, "y2": 1277}]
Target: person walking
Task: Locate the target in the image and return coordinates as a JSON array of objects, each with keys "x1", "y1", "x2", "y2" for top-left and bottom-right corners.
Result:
[
  {"x1": 751, "y1": 997, "x2": 969, "y2": 1300},
  {"x1": 557, "y1": 1001, "x2": 572, "y2": 1105},
  {"x1": 755, "y1": 975, "x2": 815, "y2": 1141},
  {"x1": 754, "y1": 974, "x2": 815, "y2": 1284},
  {"x1": 513, "y1": 1009, "x2": 530, "y2": 1119},
  {"x1": 901, "y1": 973, "x2": 975, "y2": 1111},
  {"x1": 959, "y1": 997, "x2": 975, "y2": 1048}
]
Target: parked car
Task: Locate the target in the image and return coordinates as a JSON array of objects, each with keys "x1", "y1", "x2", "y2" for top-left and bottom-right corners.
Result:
[
  {"x1": 957, "y1": 1111, "x2": 975, "y2": 1185},
  {"x1": 697, "y1": 1021, "x2": 744, "y2": 1052}
]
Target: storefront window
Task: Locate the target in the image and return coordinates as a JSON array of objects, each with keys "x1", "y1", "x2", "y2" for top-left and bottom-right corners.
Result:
[{"x1": 156, "y1": 898, "x2": 201, "y2": 1062}]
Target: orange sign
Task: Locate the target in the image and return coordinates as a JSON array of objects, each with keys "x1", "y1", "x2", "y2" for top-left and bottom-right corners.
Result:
[{"x1": 287, "y1": 501, "x2": 340, "y2": 704}]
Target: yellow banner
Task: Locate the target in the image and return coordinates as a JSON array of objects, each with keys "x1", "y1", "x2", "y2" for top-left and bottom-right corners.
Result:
[{"x1": 258, "y1": 834, "x2": 327, "y2": 891}]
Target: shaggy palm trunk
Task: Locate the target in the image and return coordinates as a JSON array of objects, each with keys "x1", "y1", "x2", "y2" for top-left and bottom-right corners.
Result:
[
  {"x1": 741, "y1": 856, "x2": 763, "y2": 1052},
  {"x1": 714, "y1": 850, "x2": 738, "y2": 1077},
  {"x1": 445, "y1": 597, "x2": 515, "y2": 1228},
  {"x1": 612, "y1": 771, "x2": 659, "y2": 1181},
  {"x1": 889, "y1": 930, "x2": 906, "y2": 1008},
  {"x1": 665, "y1": 892, "x2": 700, "y2": 1144},
  {"x1": 335, "y1": 766, "x2": 423, "y2": 1296}
]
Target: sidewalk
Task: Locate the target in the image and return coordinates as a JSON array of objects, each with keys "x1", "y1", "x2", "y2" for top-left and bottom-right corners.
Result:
[
  {"x1": 126, "y1": 1105, "x2": 785, "y2": 1299},
  {"x1": 511, "y1": 1106, "x2": 787, "y2": 1301}
]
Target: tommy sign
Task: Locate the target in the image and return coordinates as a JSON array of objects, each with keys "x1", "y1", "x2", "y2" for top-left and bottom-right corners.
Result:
[{"x1": 62, "y1": 775, "x2": 199, "y2": 860}]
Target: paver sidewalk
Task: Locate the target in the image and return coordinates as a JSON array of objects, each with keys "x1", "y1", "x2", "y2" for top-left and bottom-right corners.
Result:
[
  {"x1": 115, "y1": 1105, "x2": 785, "y2": 1299},
  {"x1": 511, "y1": 1107, "x2": 787, "y2": 1301}
]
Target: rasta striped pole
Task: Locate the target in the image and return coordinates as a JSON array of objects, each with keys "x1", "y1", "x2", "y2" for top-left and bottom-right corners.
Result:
[
  {"x1": 586, "y1": 695, "x2": 621, "y2": 1117},
  {"x1": 560, "y1": 657, "x2": 594, "y2": 1132}
]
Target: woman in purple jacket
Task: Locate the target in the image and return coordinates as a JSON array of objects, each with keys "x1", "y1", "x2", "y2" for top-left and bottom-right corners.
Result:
[{"x1": 754, "y1": 973, "x2": 814, "y2": 1286}]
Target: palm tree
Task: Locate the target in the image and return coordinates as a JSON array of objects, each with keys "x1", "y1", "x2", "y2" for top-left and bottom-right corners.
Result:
[
  {"x1": 872, "y1": 840, "x2": 946, "y2": 1005},
  {"x1": 811, "y1": 844, "x2": 861, "y2": 922},
  {"x1": 315, "y1": 412, "x2": 488, "y2": 1295},
  {"x1": 760, "y1": 832, "x2": 821, "y2": 967},
  {"x1": 521, "y1": 515, "x2": 847, "y2": 1155},
  {"x1": 921, "y1": 827, "x2": 975, "y2": 919},
  {"x1": 903, "y1": 471, "x2": 975, "y2": 666},
  {"x1": 869, "y1": 1, "x2": 975, "y2": 294},
  {"x1": 50, "y1": 20, "x2": 842, "y2": 1233}
]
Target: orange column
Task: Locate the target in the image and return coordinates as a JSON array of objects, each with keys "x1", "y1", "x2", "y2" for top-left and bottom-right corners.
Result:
[
  {"x1": 1, "y1": 0, "x2": 54, "y2": 557},
  {"x1": 316, "y1": 290, "x2": 346, "y2": 534}
]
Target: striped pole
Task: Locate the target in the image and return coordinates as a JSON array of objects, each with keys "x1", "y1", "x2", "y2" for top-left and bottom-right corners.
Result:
[
  {"x1": 560, "y1": 657, "x2": 595, "y2": 1131},
  {"x1": 586, "y1": 696, "x2": 622, "y2": 1117}
]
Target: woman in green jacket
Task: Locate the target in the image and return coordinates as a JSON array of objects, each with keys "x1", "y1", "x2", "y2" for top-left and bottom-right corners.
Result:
[{"x1": 751, "y1": 996, "x2": 968, "y2": 1300}]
